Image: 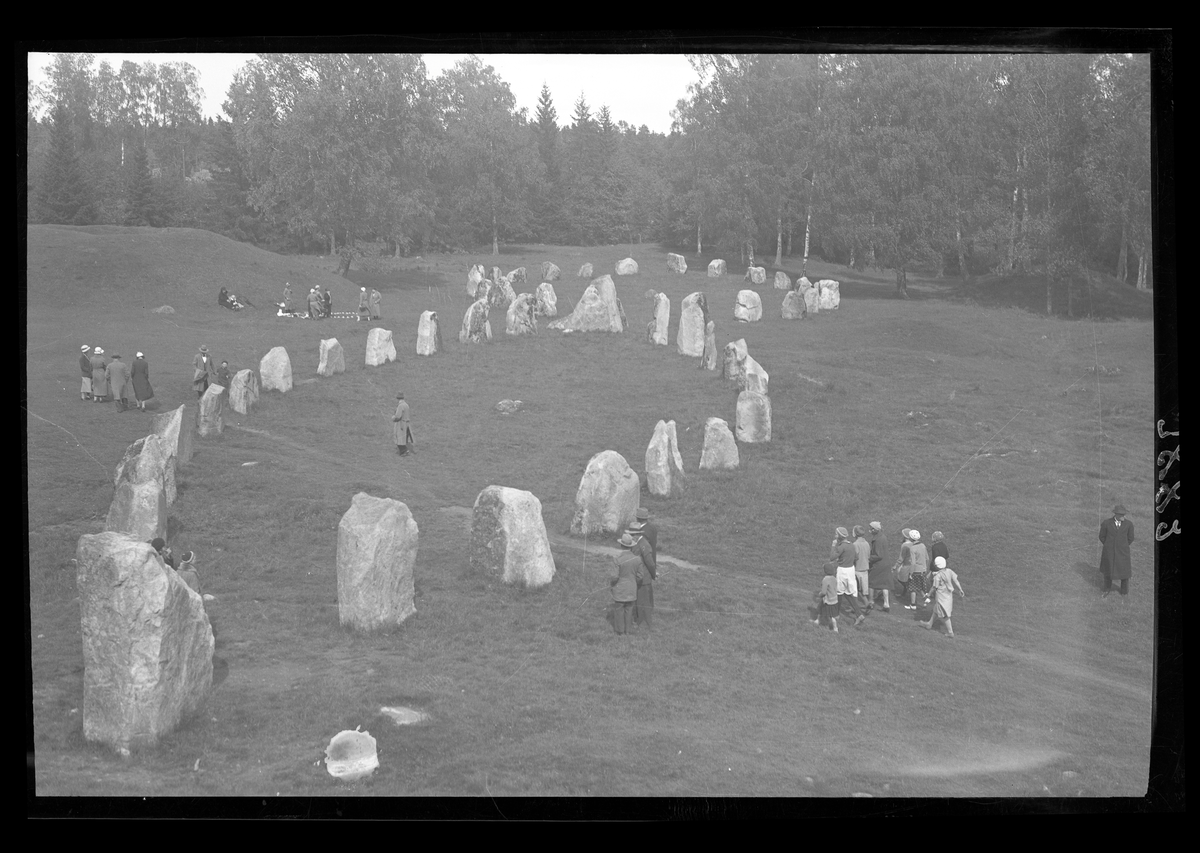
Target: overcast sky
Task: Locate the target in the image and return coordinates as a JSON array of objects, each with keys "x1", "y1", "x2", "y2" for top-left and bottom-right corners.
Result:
[{"x1": 27, "y1": 52, "x2": 699, "y2": 134}]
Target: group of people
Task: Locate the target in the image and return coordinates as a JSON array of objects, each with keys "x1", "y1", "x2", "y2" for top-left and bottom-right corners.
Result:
[
  {"x1": 813, "y1": 524, "x2": 965, "y2": 637},
  {"x1": 191, "y1": 345, "x2": 234, "y2": 399},
  {"x1": 306, "y1": 284, "x2": 334, "y2": 319},
  {"x1": 217, "y1": 287, "x2": 251, "y2": 311},
  {"x1": 79, "y1": 345, "x2": 154, "y2": 412},
  {"x1": 610, "y1": 508, "x2": 659, "y2": 635}
]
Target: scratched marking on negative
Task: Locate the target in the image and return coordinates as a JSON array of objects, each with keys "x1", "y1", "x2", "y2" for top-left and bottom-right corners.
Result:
[{"x1": 1155, "y1": 420, "x2": 1180, "y2": 541}]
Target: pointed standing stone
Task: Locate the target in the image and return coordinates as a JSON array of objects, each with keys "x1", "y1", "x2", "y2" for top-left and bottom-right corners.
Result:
[
  {"x1": 318, "y1": 339, "x2": 345, "y2": 377},
  {"x1": 468, "y1": 263, "x2": 486, "y2": 298},
  {"x1": 736, "y1": 390, "x2": 772, "y2": 442},
  {"x1": 336, "y1": 493, "x2": 418, "y2": 631},
  {"x1": 740, "y1": 354, "x2": 770, "y2": 394},
  {"x1": 508, "y1": 266, "x2": 527, "y2": 284},
  {"x1": 548, "y1": 275, "x2": 624, "y2": 333},
  {"x1": 774, "y1": 271, "x2": 792, "y2": 290},
  {"x1": 107, "y1": 436, "x2": 170, "y2": 540},
  {"x1": 701, "y1": 320, "x2": 718, "y2": 370},
  {"x1": 260, "y1": 346, "x2": 293, "y2": 391},
  {"x1": 197, "y1": 383, "x2": 224, "y2": 437},
  {"x1": 416, "y1": 311, "x2": 442, "y2": 355},
  {"x1": 645, "y1": 419, "x2": 685, "y2": 496},
  {"x1": 647, "y1": 292, "x2": 670, "y2": 345},
  {"x1": 460, "y1": 299, "x2": 492, "y2": 343},
  {"x1": 535, "y1": 281, "x2": 558, "y2": 317},
  {"x1": 153, "y1": 403, "x2": 193, "y2": 467},
  {"x1": 667, "y1": 253, "x2": 687, "y2": 273},
  {"x1": 699, "y1": 418, "x2": 739, "y2": 470},
  {"x1": 506, "y1": 292, "x2": 538, "y2": 336},
  {"x1": 469, "y1": 486, "x2": 555, "y2": 588},
  {"x1": 229, "y1": 369, "x2": 260, "y2": 414},
  {"x1": 112, "y1": 433, "x2": 174, "y2": 506},
  {"x1": 677, "y1": 291, "x2": 710, "y2": 356},
  {"x1": 365, "y1": 329, "x2": 397, "y2": 366},
  {"x1": 569, "y1": 450, "x2": 641, "y2": 536}
]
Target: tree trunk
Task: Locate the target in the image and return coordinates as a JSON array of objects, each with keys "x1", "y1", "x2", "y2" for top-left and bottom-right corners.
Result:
[
  {"x1": 802, "y1": 205, "x2": 812, "y2": 276},
  {"x1": 394, "y1": 236, "x2": 401, "y2": 259},
  {"x1": 1136, "y1": 249, "x2": 1149, "y2": 290},
  {"x1": 1116, "y1": 222, "x2": 1128, "y2": 282},
  {"x1": 787, "y1": 217, "x2": 793, "y2": 256},
  {"x1": 696, "y1": 221, "x2": 702, "y2": 255},
  {"x1": 849, "y1": 246, "x2": 856, "y2": 268},
  {"x1": 955, "y1": 214, "x2": 969, "y2": 283},
  {"x1": 330, "y1": 231, "x2": 336, "y2": 256},
  {"x1": 775, "y1": 206, "x2": 783, "y2": 267},
  {"x1": 1067, "y1": 276, "x2": 1074, "y2": 318},
  {"x1": 748, "y1": 241, "x2": 754, "y2": 267},
  {"x1": 121, "y1": 138, "x2": 125, "y2": 168},
  {"x1": 1046, "y1": 277, "x2": 1052, "y2": 315},
  {"x1": 492, "y1": 207, "x2": 499, "y2": 256}
]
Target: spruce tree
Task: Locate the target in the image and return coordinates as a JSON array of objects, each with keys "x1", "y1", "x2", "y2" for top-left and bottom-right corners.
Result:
[
  {"x1": 35, "y1": 102, "x2": 96, "y2": 225},
  {"x1": 535, "y1": 83, "x2": 559, "y2": 178},
  {"x1": 124, "y1": 143, "x2": 158, "y2": 226},
  {"x1": 571, "y1": 93, "x2": 592, "y2": 129}
]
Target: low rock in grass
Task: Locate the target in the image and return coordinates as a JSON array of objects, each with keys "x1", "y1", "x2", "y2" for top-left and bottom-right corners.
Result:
[
  {"x1": 744, "y1": 266, "x2": 766, "y2": 285},
  {"x1": 708, "y1": 259, "x2": 726, "y2": 277},
  {"x1": 578, "y1": 262, "x2": 593, "y2": 278},
  {"x1": 734, "y1": 289, "x2": 763, "y2": 322},
  {"x1": 541, "y1": 261, "x2": 561, "y2": 282},
  {"x1": 324, "y1": 728, "x2": 379, "y2": 780},
  {"x1": 667, "y1": 253, "x2": 687, "y2": 273},
  {"x1": 616, "y1": 257, "x2": 639, "y2": 275}
]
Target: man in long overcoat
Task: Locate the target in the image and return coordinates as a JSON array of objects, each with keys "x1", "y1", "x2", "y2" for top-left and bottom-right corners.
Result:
[
  {"x1": 323, "y1": 286, "x2": 333, "y2": 318},
  {"x1": 131, "y1": 351, "x2": 153, "y2": 411},
  {"x1": 392, "y1": 392, "x2": 413, "y2": 455},
  {"x1": 1099, "y1": 504, "x2": 1135, "y2": 597},
  {"x1": 105, "y1": 353, "x2": 131, "y2": 412},
  {"x1": 626, "y1": 521, "x2": 657, "y2": 628},
  {"x1": 193, "y1": 345, "x2": 216, "y2": 398},
  {"x1": 90, "y1": 347, "x2": 109, "y2": 402},
  {"x1": 369, "y1": 288, "x2": 382, "y2": 320},
  {"x1": 867, "y1": 521, "x2": 893, "y2": 611},
  {"x1": 80, "y1": 344, "x2": 93, "y2": 400}
]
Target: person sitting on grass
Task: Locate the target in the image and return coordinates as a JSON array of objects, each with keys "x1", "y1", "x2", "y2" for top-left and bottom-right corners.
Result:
[
  {"x1": 812, "y1": 561, "x2": 841, "y2": 632},
  {"x1": 920, "y1": 556, "x2": 965, "y2": 637}
]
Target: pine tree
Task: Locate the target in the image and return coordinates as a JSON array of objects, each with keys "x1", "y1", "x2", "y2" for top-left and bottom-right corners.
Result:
[
  {"x1": 535, "y1": 83, "x2": 559, "y2": 175},
  {"x1": 35, "y1": 102, "x2": 97, "y2": 225},
  {"x1": 571, "y1": 93, "x2": 592, "y2": 129},
  {"x1": 124, "y1": 143, "x2": 158, "y2": 226}
]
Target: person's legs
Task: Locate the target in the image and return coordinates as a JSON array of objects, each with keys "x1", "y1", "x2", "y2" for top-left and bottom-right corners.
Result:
[
  {"x1": 943, "y1": 618, "x2": 954, "y2": 637},
  {"x1": 880, "y1": 588, "x2": 890, "y2": 610},
  {"x1": 397, "y1": 444, "x2": 407, "y2": 456},
  {"x1": 830, "y1": 615, "x2": 838, "y2": 633},
  {"x1": 1119, "y1": 579, "x2": 1129, "y2": 596},
  {"x1": 1102, "y1": 572, "x2": 1113, "y2": 597}
]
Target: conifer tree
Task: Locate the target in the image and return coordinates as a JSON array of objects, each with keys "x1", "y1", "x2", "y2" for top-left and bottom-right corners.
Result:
[
  {"x1": 124, "y1": 143, "x2": 158, "y2": 226},
  {"x1": 35, "y1": 102, "x2": 96, "y2": 225}
]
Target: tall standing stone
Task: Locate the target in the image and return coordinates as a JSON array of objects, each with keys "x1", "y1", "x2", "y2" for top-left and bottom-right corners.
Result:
[
  {"x1": 701, "y1": 320, "x2": 718, "y2": 370},
  {"x1": 541, "y1": 261, "x2": 561, "y2": 282},
  {"x1": 475, "y1": 279, "x2": 493, "y2": 309},
  {"x1": 365, "y1": 328, "x2": 398, "y2": 366},
  {"x1": 506, "y1": 292, "x2": 538, "y2": 336},
  {"x1": 416, "y1": 311, "x2": 442, "y2": 355},
  {"x1": 667, "y1": 253, "x2": 687, "y2": 273},
  {"x1": 569, "y1": 450, "x2": 641, "y2": 536},
  {"x1": 228, "y1": 369, "x2": 260, "y2": 414},
  {"x1": 817, "y1": 279, "x2": 841, "y2": 310},
  {"x1": 647, "y1": 292, "x2": 670, "y2": 346},
  {"x1": 113, "y1": 432, "x2": 176, "y2": 506},
  {"x1": 76, "y1": 533, "x2": 213, "y2": 751},
  {"x1": 578, "y1": 262, "x2": 593, "y2": 278},
  {"x1": 468, "y1": 263, "x2": 486, "y2": 298},
  {"x1": 107, "y1": 434, "x2": 170, "y2": 540},
  {"x1": 699, "y1": 417, "x2": 739, "y2": 470},
  {"x1": 645, "y1": 419, "x2": 685, "y2": 496},
  {"x1": 744, "y1": 266, "x2": 767, "y2": 285},
  {"x1": 740, "y1": 354, "x2": 770, "y2": 394},
  {"x1": 677, "y1": 291, "x2": 710, "y2": 356},
  {"x1": 803, "y1": 284, "x2": 820, "y2": 315},
  {"x1": 336, "y1": 493, "x2": 418, "y2": 631},
  {"x1": 318, "y1": 339, "x2": 345, "y2": 377},
  {"x1": 459, "y1": 299, "x2": 493, "y2": 343},
  {"x1": 535, "y1": 281, "x2": 558, "y2": 318},
  {"x1": 260, "y1": 346, "x2": 293, "y2": 392},
  {"x1": 491, "y1": 266, "x2": 503, "y2": 284},
  {"x1": 782, "y1": 290, "x2": 805, "y2": 319},
  {"x1": 736, "y1": 390, "x2": 772, "y2": 442},
  {"x1": 734, "y1": 289, "x2": 763, "y2": 322},
  {"x1": 153, "y1": 403, "x2": 193, "y2": 467},
  {"x1": 708, "y1": 259, "x2": 727, "y2": 277},
  {"x1": 548, "y1": 275, "x2": 625, "y2": 333},
  {"x1": 774, "y1": 271, "x2": 792, "y2": 290},
  {"x1": 197, "y1": 383, "x2": 224, "y2": 437},
  {"x1": 616, "y1": 257, "x2": 639, "y2": 275},
  {"x1": 490, "y1": 276, "x2": 517, "y2": 311},
  {"x1": 723, "y1": 339, "x2": 749, "y2": 383},
  {"x1": 469, "y1": 486, "x2": 555, "y2": 588}
]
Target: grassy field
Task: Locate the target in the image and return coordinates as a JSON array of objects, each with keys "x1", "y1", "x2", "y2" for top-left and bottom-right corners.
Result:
[{"x1": 26, "y1": 225, "x2": 1156, "y2": 799}]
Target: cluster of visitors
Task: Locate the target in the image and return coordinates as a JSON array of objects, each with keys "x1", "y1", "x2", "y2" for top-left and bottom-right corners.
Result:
[
  {"x1": 79, "y1": 345, "x2": 154, "y2": 412},
  {"x1": 609, "y1": 508, "x2": 658, "y2": 635},
  {"x1": 307, "y1": 285, "x2": 333, "y2": 319},
  {"x1": 358, "y1": 286, "x2": 383, "y2": 321},
  {"x1": 217, "y1": 287, "x2": 252, "y2": 310}
]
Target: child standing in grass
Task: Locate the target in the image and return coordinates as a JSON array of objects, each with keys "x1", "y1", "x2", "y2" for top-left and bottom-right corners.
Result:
[
  {"x1": 920, "y1": 556, "x2": 965, "y2": 637},
  {"x1": 812, "y1": 561, "x2": 841, "y2": 632}
]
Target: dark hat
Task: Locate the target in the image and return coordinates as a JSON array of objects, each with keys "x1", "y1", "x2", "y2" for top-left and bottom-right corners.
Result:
[
  {"x1": 636, "y1": 508, "x2": 649, "y2": 521},
  {"x1": 396, "y1": 392, "x2": 405, "y2": 399},
  {"x1": 1113, "y1": 504, "x2": 1128, "y2": 516},
  {"x1": 151, "y1": 538, "x2": 166, "y2": 550},
  {"x1": 180, "y1": 550, "x2": 195, "y2": 563}
]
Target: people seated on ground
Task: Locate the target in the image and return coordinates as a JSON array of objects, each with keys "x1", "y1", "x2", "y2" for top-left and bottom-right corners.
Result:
[{"x1": 218, "y1": 287, "x2": 247, "y2": 310}]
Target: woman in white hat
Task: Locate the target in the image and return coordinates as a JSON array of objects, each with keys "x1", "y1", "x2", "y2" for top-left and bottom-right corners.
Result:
[
  {"x1": 89, "y1": 347, "x2": 109, "y2": 402},
  {"x1": 919, "y1": 555, "x2": 964, "y2": 637},
  {"x1": 79, "y1": 345, "x2": 94, "y2": 401},
  {"x1": 131, "y1": 351, "x2": 153, "y2": 410},
  {"x1": 358, "y1": 286, "x2": 370, "y2": 321},
  {"x1": 904, "y1": 529, "x2": 929, "y2": 611}
]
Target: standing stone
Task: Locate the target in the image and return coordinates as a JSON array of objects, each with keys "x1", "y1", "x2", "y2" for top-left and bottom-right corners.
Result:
[
  {"x1": 677, "y1": 291, "x2": 710, "y2": 356},
  {"x1": 745, "y1": 266, "x2": 767, "y2": 285},
  {"x1": 548, "y1": 275, "x2": 624, "y2": 333},
  {"x1": 506, "y1": 292, "x2": 538, "y2": 336},
  {"x1": 107, "y1": 435, "x2": 171, "y2": 539},
  {"x1": 741, "y1": 354, "x2": 769, "y2": 394},
  {"x1": 803, "y1": 283, "x2": 820, "y2": 315},
  {"x1": 645, "y1": 419, "x2": 685, "y2": 496},
  {"x1": 153, "y1": 404, "x2": 193, "y2": 466},
  {"x1": 541, "y1": 261, "x2": 561, "y2": 282},
  {"x1": 197, "y1": 383, "x2": 224, "y2": 437},
  {"x1": 774, "y1": 271, "x2": 792, "y2": 290},
  {"x1": 318, "y1": 339, "x2": 345, "y2": 377},
  {"x1": 569, "y1": 450, "x2": 641, "y2": 536},
  {"x1": 459, "y1": 299, "x2": 493, "y2": 343},
  {"x1": 796, "y1": 276, "x2": 813, "y2": 292},
  {"x1": 708, "y1": 259, "x2": 727, "y2": 277},
  {"x1": 736, "y1": 391, "x2": 772, "y2": 442},
  {"x1": 114, "y1": 433, "x2": 177, "y2": 507},
  {"x1": 469, "y1": 486, "x2": 555, "y2": 588},
  {"x1": 647, "y1": 292, "x2": 670, "y2": 346},
  {"x1": 490, "y1": 276, "x2": 517, "y2": 311},
  {"x1": 782, "y1": 290, "x2": 805, "y2": 319},
  {"x1": 76, "y1": 532, "x2": 213, "y2": 751},
  {"x1": 365, "y1": 328, "x2": 397, "y2": 366},
  {"x1": 475, "y1": 278, "x2": 493, "y2": 309},
  {"x1": 616, "y1": 257, "x2": 639, "y2": 275},
  {"x1": 723, "y1": 339, "x2": 749, "y2": 383},
  {"x1": 416, "y1": 311, "x2": 442, "y2": 355},
  {"x1": 508, "y1": 266, "x2": 527, "y2": 285},
  {"x1": 701, "y1": 320, "x2": 718, "y2": 371},
  {"x1": 667, "y1": 253, "x2": 687, "y2": 273},
  {"x1": 228, "y1": 369, "x2": 260, "y2": 414},
  {"x1": 578, "y1": 262, "x2": 594, "y2": 278},
  {"x1": 534, "y1": 281, "x2": 558, "y2": 318},
  {"x1": 336, "y1": 493, "x2": 418, "y2": 631},
  {"x1": 491, "y1": 266, "x2": 504, "y2": 284},
  {"x1": 734, "y1": 289, "x2": 763, "y2": 322},
  {"x1": 699, "y1": 417, "x2": 739, "y2": 470},
  {"x1": 817, "y1": 279, "x2": 841, "y2": 310},
  {"x1": 260, "y1": 346, "x2": 293, "y2": 392},
  {"x1": 468, "y1": 263, "x2": 486, "y2": 298}
]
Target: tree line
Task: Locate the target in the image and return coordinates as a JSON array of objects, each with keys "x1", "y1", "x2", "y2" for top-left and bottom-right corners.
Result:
[{"x1": 28, "y1": 52, "x2": 1151, "y2": 294}]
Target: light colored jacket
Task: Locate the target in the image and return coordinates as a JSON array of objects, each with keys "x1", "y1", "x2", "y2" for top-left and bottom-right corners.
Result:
[{"x1": 611, "y1": 552, "x2": 640, "y2": 602}]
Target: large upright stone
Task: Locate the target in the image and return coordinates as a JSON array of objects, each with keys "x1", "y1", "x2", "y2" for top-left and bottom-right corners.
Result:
[
  {"x1": 535, "y1": 281, "x2": 558, "y2": 318},
  {"x1": 228, "y1": 369, "x2": 260, "y2": 414},
  {"x1": 723, "y1": 339, "x2": 749, "y2": 383},
  {"x1": 569, "y1": 450, "x2": 641, "y2": 536},
  {"x1": 740, "y1": 354, "x2": 769, "y2": 394},
  {"x1": 817, "y1": 279, "x2": 841, "y2": 310},
  {"x1": 113, "y1": 433, "x2": 176, "y2": 506},
  {"x1": 365, "y1": 329, "x2": 397, "y2": 366},
  {"x1": 699, "y1": 417, "x2": 739, "y2": 470},
  {"x1": 318, "y1": 339, "x2": 345, "y2": 377},
  {"x1": 796, "y1": 276, "x2": 813, "y2": 292},
  {"x1": 197, "y1": 383, "x2": 224, "y2": 437},
  {"x1": 677, "y1": 291, "x2": 710, "y2": 356},
  {"x1": 260, "y1": 346, "x2": 293, "y2": 392},
  {"x1": 708, "y1": 259, "x2": 727, "y2": 277},
  {"x1": 647, "y1": 292, "x2": 670, "y2": 346},
  {"x1": 667, "y1": 253, "x2": 687, "y2": 273},
  {"x1": 736, "y1": 391, "x2": 772, "y2": 443},
  {"x1": 76, "y1": 532, "x2": 213, "y2": 751},
  {"x1": 490, "y1": 276, "x2": 517, "y2": 311},
  {"x1": 745, "y1": 266, "x2": 767, "y2": 285},
  {"x1": 506, "y1": 292, "x2": 538, "y2": 336},
  {"x1": 774, "y1": 271, "x2": 792, "y2": 290},
  {"x1": 645, "y1": 419, "x2": 685, "y2": 497},
  {"x1": 491, "y1": 266, "x2": 504, "y2": 285},
  {"x1": 701, "y1": 320, "x2": 718, "y2": 370},
  {"x1": 468, "y1": 263, "x2": 486, "y2": 298},
  {"x1": 616, "y1": 257, "x2": 639, "y2": 275},
  {"x1": 508, "y1": 266, "x2": 527, "y2": 285},
  {"x1": 336, "y1": 493, "x2": 418, "y2": 631},
  {"x1": 578, "y1": 262, "x2": 593, "y2": 278},
  {"x1": 734, "y1": 289, "x2": 763, "y2": 322},
  {"x1": 782, "y1": 290, "x2": 805, "y2": 319},
  {"x1": 548, "y1": 275, "x2": 625, "y2": 333},
  {"x1": 803, "y1": 283, "x2": 820, "y2": 315},
  {"x1": 475, "y1": 279, "x2": 493, "y2": 309},
  {"x1": 541, "y1": 261, "x2": 561, "y2": 282},
  {"x1": 459, "y1": 299, "x2": 492, "y2": 344},
  {"x1": 153, "y1": 403, "x2": 193, "y2": 466},
  {"x1": 105, "y1": 477, "x2": 167, "y2": 541},
  {"x1": 416, "y1": 311, "x2": 442, "y2": 355},
  {"x1": 469, "y1": 486, "x2": 555, "y2": 588}
]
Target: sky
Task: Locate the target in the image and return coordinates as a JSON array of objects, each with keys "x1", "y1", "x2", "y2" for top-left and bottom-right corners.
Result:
[{"x1": 27, "y1": 52, "x2": 699, "y2": 134}]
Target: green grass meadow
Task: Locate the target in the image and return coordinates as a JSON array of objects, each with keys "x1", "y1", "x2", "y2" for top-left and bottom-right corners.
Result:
[{"x1": 26, "y1": 225, "x2": 1155, "y2": 798}]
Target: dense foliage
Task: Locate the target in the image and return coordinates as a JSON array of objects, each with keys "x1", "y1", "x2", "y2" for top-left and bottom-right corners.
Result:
[{"x1": 27, "y1": 52, "x2": 1152, "y2": 288}]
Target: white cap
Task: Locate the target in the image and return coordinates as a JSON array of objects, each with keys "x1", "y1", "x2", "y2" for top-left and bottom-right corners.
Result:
[
  {"x1": 934, "y1": 556, "x2": 947, "y2": 569},
  {"x1": 136, "y1": 351, "x2": 144, "y2": 358},
  {"x1": 910, "y1": 530, "x2": 921, "y2": 542},
  {"x1": 81, "y1": 344, "x2": 90, "y2": 352}
]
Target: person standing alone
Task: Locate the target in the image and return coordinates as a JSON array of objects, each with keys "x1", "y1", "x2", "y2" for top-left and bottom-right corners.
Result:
[
  {"x1": 193, "y1": 345, "x2": 215, "y2": 398},
  {"x1": 1099, "y1": 504, "x2": 1135, "y2": 598},
  {"x1": 131, "y1": 351, "x2": 153, "y2": 411},
  {"x1": 392, "y1": 392, "x2": 413, "y2": 455}
]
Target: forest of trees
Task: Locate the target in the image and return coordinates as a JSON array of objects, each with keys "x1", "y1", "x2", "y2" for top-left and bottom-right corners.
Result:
[{"x1": 27, "y1": 52, "x2": 1153, "y2": 293}]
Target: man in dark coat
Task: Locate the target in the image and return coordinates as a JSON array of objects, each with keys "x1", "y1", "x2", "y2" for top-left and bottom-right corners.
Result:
[
  {"x1": 131, "y1": 352, "x2": 153, "y2": 410},
  {"x1": 1099, "y1": 504, "x2": 1135, "y2": 597},
  {"x1": 323, "y1": 286, "x2": 333, "y2": 318},
  {"x1": 105, "y1": 353, "x2": 132, "y2": 412},
  {"x1": 867, "y1": 521, "x2": 892, "y2": 611},
  {"x1": 392, "y1": 392, "x2": 413, "y2": 455},
  {"x1": 626, "y1": 519, "x2": 657, "y2": 628}
]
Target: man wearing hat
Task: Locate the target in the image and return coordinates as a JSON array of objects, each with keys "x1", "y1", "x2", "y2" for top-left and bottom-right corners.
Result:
[
  {"x1": 79, "y1": 345, "x2": 94, "y2": 401},
  {"x1": 89, "y1": 347, "x2": 109, "y2": 402},
  {"x1": 392, "y1": 393, "x2": 413, "y2": 455},
  {"x1": 867, "y1": 522, "x2": 892, "y2": 611},
  {"x1": 1099, "y1": 504, "x2": 1135, "y2": 597},
  {"x1": 105, "y1": 353, "x2": 132, "y2": 412},
  {"x1": 830, "y1": 527, "x2": 866, "y2": 624},
  {"x1": 193, "y1": 345, "x2": 215, "y2": 398},
  {"x1": 307, "y1": 287, "x2": 322, "y2": 319},
  {"x1": 609, "y1": 533, "x2": 642, "y2": 635},
  {"x1": 369, "y1": 287, "x2": 382, "y2": 320},
  {"x1": 131, "y1": 351, "x2": 153, "y2": 411},
  {"x1": 626, "y1": 513, "x2": 658, "y2": 628}
]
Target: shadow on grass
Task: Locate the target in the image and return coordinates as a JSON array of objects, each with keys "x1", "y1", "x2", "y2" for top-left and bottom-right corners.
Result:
[{"x1": 1072, "y1": 561, "x2": 1105, "y2": 591}]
